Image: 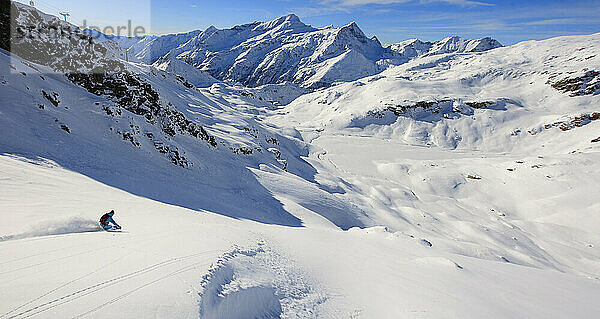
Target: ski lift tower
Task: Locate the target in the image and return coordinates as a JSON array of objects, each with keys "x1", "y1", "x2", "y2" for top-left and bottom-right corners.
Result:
[{"x1": 59, "y1": 12, "x2": 70, "y2": 22}]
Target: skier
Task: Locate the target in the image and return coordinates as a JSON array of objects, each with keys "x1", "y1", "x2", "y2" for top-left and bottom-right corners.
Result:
[{"x1": 99, "y1": 210, "x2": 121, "y2": 231}]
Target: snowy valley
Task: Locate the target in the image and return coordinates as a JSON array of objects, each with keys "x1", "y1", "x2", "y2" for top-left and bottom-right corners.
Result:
[{"x1": 1, "y1": 1, "x2": 600, "y2": 318}]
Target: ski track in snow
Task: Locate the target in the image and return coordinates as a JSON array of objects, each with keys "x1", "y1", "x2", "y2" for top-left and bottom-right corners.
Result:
[{"x1": 3, "y1": 250, "x2": 218, "y2": 319}]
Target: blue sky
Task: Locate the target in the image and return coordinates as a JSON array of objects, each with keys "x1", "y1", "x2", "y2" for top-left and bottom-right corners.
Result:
[{"x1": 26, "y1": 0, "x2": 600, "y2": 44}]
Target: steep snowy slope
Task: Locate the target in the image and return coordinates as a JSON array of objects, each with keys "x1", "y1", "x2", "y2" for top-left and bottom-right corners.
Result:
[
  {"x1": 153, "y1": 58, "x2": 218, "y2": 88},
  {"x1": 2, "y1": 1, "x2": 370, "y2": 229},
  {"x1": 83, "y1": 28, "x2": 202, "y2": 65},
  {"x1": 130, "y1": 30, "x2": 203, "y2": 64}
]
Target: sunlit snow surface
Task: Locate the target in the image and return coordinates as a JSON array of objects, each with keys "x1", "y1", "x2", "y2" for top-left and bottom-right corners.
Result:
[{"x1": 1, "y1": 2, "x2": 600, "y2": 317}]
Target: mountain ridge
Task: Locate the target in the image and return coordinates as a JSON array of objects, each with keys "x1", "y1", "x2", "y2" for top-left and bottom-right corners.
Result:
[{"x1": 85, "y1": 13, "x2": 502, "y2": 89}]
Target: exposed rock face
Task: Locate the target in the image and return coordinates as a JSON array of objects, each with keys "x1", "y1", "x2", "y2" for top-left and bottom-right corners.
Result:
[
  {"x1": 6, "y1": 1, "x2": 219, "y2": 168},
  {"x1": 549, "y1": 70, "x2": 600, "y2": 96},
  {"x1": 8, "y1": 1, "x2": 113, "y2": 73}
]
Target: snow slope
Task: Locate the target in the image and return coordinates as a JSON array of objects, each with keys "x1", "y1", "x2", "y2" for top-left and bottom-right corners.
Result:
[
  {"x1": 83, "y1": 28, "x2": 202, "y2": 65},
  {"x1": 153, "y1": 58, "x2": 218, "y2": 88},
  {"x1": 2, "y1": 2, "x2": 600, "y2": 318},
  {"x1": 2, "y1": 153, "x2": 600, "y2": 319},
  {"x1": 2, "y1": 1, "x2": 370, "y2": 228},
  {"x1": 130, "y1": 30, "x2": 203, "y2": 64},
  {"x1": 267, "y1": 32, "x2": 600, "y2": 278}
]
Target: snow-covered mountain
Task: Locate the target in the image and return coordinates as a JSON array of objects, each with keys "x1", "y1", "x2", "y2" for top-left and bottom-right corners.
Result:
[
  {"x1": 155, "y1": 15, "x2": 389, "y2": 89},
  {"x1": 426, "y1": 36, "x2": 502, "y2": 55},
  {"x1": 2, "y1": 1, "x2": 600, "y2": 318},
  {"x1": 128, "y1": 30, "x2": 203, "y2": 64},
  {"x1": 111, "y1": 14, "x2": 498, "y2": 89},
  {"x1": 83, "y1": 28, "x2": 202, "y2": 65},
  {"x1": 388, "y1": 36, "x2": 502, "y2": 58},
  {"x1": 78, "y1": 14, "x2": 503, "y2": 90},
  {"x1": 388, "y1": 38, "x2": 433, "y2": 58},
  {"x1": 170, "y1": 17, "x2": 502, "y2": 89}
]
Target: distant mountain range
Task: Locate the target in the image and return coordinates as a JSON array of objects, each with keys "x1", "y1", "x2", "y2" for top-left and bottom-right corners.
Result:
[{"x1": 84, "y1": 14, "x2": 502, "y2": 89}]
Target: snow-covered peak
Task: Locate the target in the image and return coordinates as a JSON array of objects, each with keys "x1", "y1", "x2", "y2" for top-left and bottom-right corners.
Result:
[
  {"x1": 254, "y1": 13, "x2": 307, "y2": 32},
  {"x1": 371, "y1": 36, "x2": 382, "y2": 46},
  {"x1": 388, "y1": 36, "x2": 501, "y2": 59},
  {"x1": 337, "y1": 21, "x2": 367, "y2": 39},
  {"x1": 467, "y1": 36, "x2": 504, "y2": 52},
  {"x1": 389, "y1": 38, "x2": 433, "y2": 58},
  {"x1": 428, "y1": 36, "x2": 502, "y2": 55},
  {"x1": 155, "y1": 15, "x2": 397, "y2": 89},
  {"x1": 204, "y1": 25, "x2": 218, "y2": 34}
]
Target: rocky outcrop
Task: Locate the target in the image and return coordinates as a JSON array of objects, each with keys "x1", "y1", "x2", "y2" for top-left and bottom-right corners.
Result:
[{"x1": 549, "y1": 70, "x2": 600, "y2": 96}]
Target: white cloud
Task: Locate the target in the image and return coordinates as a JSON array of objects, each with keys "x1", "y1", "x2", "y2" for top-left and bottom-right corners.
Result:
[
  {"x1": 420, "y1": 0, "x2": 494, "y2": 6},
  {"x1": 525, "y1": 18, "x2": 600, "y2": 26}
]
